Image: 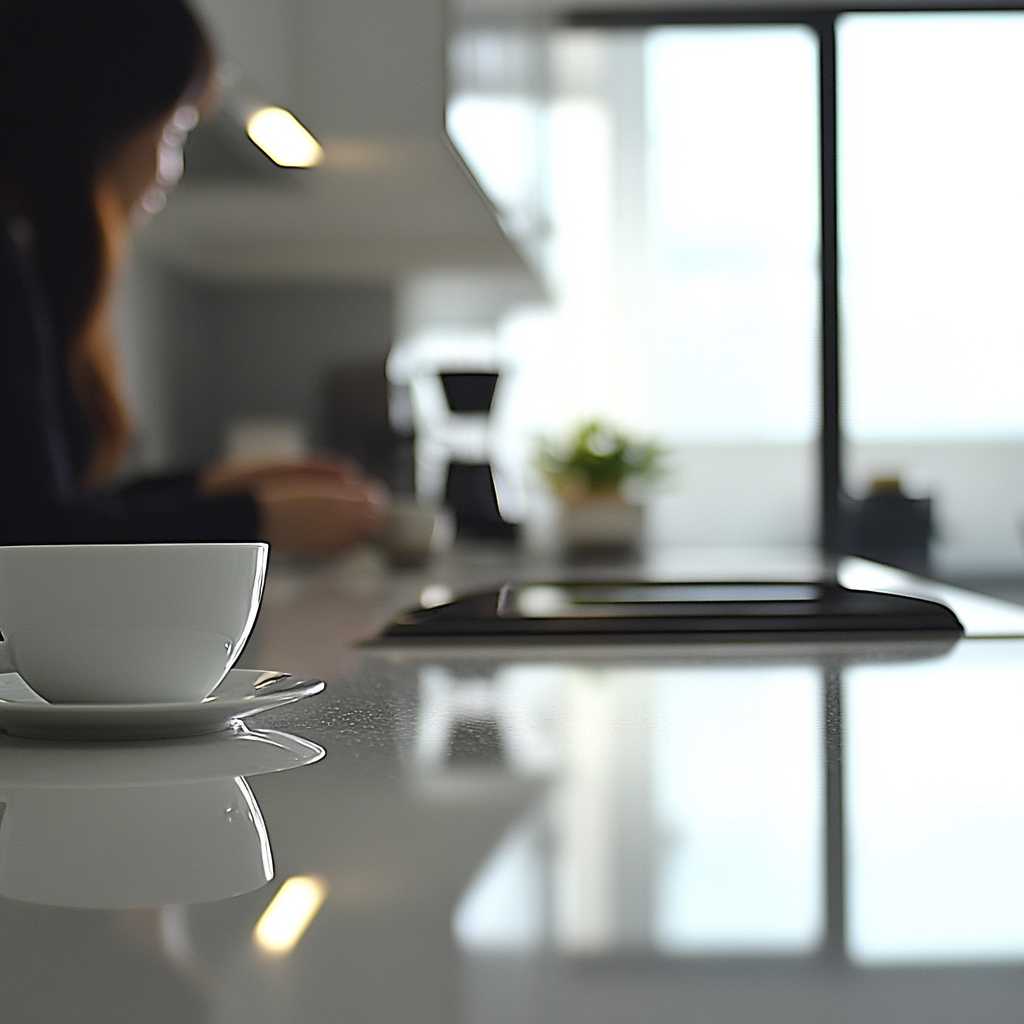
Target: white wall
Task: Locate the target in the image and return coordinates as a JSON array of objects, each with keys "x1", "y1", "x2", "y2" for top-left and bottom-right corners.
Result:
[
  {"x1": 645, "y1": 444, "x2": 817, "y2": 550},
  {"x1": 848, "y1": 441, "x2": 1024, "y2": 576},
  {"x1": 115, "y1": 252, "x2": 394, "y2": 470},
  {"x1": 114, "y1": 251, "x2": 214, "y2": 473},
  {"x1": 396, "y1": 269, "x2": 545, "y2": 340},
  {"x1": 635, "y1": 441, "x2": 1024, "y2": 576},
  {"x1": 192, "y1": 0, "x2": 296, "y2": 104},
  {"x1": 204, "y1": 281, "x2": 394, "y2": 459}
]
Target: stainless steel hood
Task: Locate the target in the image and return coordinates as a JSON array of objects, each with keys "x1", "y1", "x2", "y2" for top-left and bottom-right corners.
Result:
[{"x1": 141, "y1": 0, "x2": 533, "y2": 283}]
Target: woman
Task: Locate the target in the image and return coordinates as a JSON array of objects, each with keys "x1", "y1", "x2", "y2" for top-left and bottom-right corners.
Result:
[{"x1": 0, "y1": 0, "x2": 384, "y2": 557}]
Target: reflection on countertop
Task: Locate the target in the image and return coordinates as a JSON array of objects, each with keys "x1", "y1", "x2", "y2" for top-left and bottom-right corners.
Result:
[
  {"x1": 0, "y1": 726, "x2": 323, "y2": 908},
  {"x1": 0, "y1": 545, "x2": 1022, "y2": 1023},
  {"x1": 241, "y1": 544, "x2": 1024, "y2": 680}
]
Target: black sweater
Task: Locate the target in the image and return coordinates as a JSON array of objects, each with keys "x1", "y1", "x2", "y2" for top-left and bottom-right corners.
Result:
[{"x1": 0, "y1": 222, "x2": 259, "y2": 544}]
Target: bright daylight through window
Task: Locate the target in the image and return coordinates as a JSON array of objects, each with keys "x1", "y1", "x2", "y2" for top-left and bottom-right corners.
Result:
[
  {"x1": 448, "y1": 26, "x2": 820, "y2": 550},
  {"x1": 838, "y1": 12, "x2": 1024, "y2": 575},
  {"x1": 447, "y1": 12, "x2": 1023, "y2": 573}
]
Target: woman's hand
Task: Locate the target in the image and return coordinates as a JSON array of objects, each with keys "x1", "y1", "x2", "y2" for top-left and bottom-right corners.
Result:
[
  {"x1": 255, "y1": 478, "x2": 385, "y2": 559},
  {"x1": 200, "y1": 457, "x2": 387, "y2": 559},
  {"x1": 200, "y1": 455, "x2": 367, "y2": 497}
]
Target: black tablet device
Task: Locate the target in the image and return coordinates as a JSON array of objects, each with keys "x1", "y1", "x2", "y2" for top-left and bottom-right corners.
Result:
[{"x1": 378, "y1": 581, "x2": 963, "y2": 644}]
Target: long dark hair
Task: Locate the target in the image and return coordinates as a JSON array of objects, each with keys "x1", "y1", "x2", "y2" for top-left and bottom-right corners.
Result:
[
  {"x1": 1, "y1": 0, "x2": 210, "y2": 346},
  {"x1": 1, "y1": 1, "x2": 210, "y2": 483}
]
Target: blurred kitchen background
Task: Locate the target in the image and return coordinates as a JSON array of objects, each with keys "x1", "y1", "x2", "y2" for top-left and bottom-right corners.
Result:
[{"x1": 115, "y1": 0, "x2": 1024, "y2": 592}]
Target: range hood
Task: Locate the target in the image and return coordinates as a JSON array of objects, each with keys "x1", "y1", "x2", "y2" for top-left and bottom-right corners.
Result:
[{"x1": 141, "y1": 0, "x2": 532, "y2": 283}]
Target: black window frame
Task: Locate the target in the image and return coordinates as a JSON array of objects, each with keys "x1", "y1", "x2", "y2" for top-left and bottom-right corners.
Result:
[{"x1": 567, "y1": 5, "x2": 1022, "y2": 555}]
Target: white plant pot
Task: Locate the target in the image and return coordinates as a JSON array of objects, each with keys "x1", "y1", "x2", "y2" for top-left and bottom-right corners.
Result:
[{"x1": 560, "y1": 496, "x2": 644, "y2": 552}]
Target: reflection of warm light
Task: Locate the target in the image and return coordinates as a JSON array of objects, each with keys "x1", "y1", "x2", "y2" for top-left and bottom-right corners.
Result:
[
  {"x1": 254, "y1": 876, "x2": 327, "y2": 954},
  {"x1": 246, "y1": 107, "x2": 324, "y2": 167}
]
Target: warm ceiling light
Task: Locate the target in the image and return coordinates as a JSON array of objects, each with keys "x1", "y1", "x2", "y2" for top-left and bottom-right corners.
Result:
[
  {"x1": 246, "y1": 107, "x2": 324, "y2": 167},
  {"x1": 254, "y1": 876, "x2": 328, "y2": 954}
]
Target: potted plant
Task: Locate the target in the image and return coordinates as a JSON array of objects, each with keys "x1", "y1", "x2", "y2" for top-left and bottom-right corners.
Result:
[{"x1": 537, "y1": 420, "x2": 664, "y2": 553}]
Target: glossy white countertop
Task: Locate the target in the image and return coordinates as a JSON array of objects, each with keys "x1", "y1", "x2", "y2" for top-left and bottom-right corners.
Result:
[{"x1": 1, "y1": 545, "x2": 1022, "y2": 1023}]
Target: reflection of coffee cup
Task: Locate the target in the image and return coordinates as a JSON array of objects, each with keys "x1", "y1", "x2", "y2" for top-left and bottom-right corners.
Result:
[
  {"x1": 0, "y1": 725, "x2": 324, "y2": 908},
  {"x1": 0, "y1": 543, "x2": 268, "y2": 704},
  {"x1": 0, "y1": 778, "x2": 272, "y2": 908},
  {"x1": 378, "y1": 500, "x2": 453, "y2": 567}
]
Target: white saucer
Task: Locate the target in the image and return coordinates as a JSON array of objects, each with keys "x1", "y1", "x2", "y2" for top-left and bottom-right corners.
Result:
[{"x1": 0, "y1": 668, "x2": 325, "y2": 740}]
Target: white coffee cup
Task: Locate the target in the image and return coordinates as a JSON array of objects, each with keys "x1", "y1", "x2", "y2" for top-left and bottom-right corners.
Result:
[
  {"x1": 0, "y1": 543, "x2": 268, "y2": 704},
  {"x1": 378, "y1": 499, "x2": 454, "y2": 567}
]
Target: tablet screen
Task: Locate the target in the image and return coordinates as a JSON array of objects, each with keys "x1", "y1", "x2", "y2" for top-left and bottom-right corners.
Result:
[{"x1": 502, "y1": 583, "x2": 821, "y2": 618}]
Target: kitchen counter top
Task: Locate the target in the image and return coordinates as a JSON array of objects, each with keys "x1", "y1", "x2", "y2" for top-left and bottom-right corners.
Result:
[{"x1": 1, "y1": 545, "x2": 1021, "y2": 1023}]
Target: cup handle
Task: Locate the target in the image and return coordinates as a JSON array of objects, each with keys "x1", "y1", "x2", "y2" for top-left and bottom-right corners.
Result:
[{"x1": 0, "y1": 639, "x2": 14, "y2": 673}]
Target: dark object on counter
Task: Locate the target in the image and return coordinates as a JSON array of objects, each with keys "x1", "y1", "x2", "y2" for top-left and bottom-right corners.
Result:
[
  {"x1": 439, "y1": 372, "x2": 499, "y2": 414},
  {"x1": 437, "y1": 369, "x2": 517, "y2": 540},
  {"x1": 377, "y1": 581, "x2": 963, "y2": 644},
  {"x1": 320, "y1": 360, "x2": 415, "y2": 495},
  {"x1": 445, "y1": 462, "x2": 517, "y2": 541},
  {"x1": 840, "y1": 480, "x2": 932, "y2": 575}
]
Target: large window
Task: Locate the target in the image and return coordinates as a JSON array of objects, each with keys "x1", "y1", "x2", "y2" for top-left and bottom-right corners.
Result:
[
  {"x1": 448, "y1": 26, "x2": 821, "y2": 549},
  {"x1": 838, "y1": 12, "x2": 1024, "y2": 575},
  {"x1": 445, "y1": 9, "x2": 1024, "y2": 574},
  {"x1": 646, "y1": 28, "x2": 819, "y2": 445}
]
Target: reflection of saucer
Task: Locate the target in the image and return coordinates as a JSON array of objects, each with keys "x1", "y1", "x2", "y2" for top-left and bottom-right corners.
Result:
[
  {"x1": 0, "y1": 723, "x2": 325, "y2": 786},
  {"x1": 0, "y1": 668, "x2": 325, "y2": 740},
  {"x1": 0, "y1": 726, "x2": 324, "y2": 909}
]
